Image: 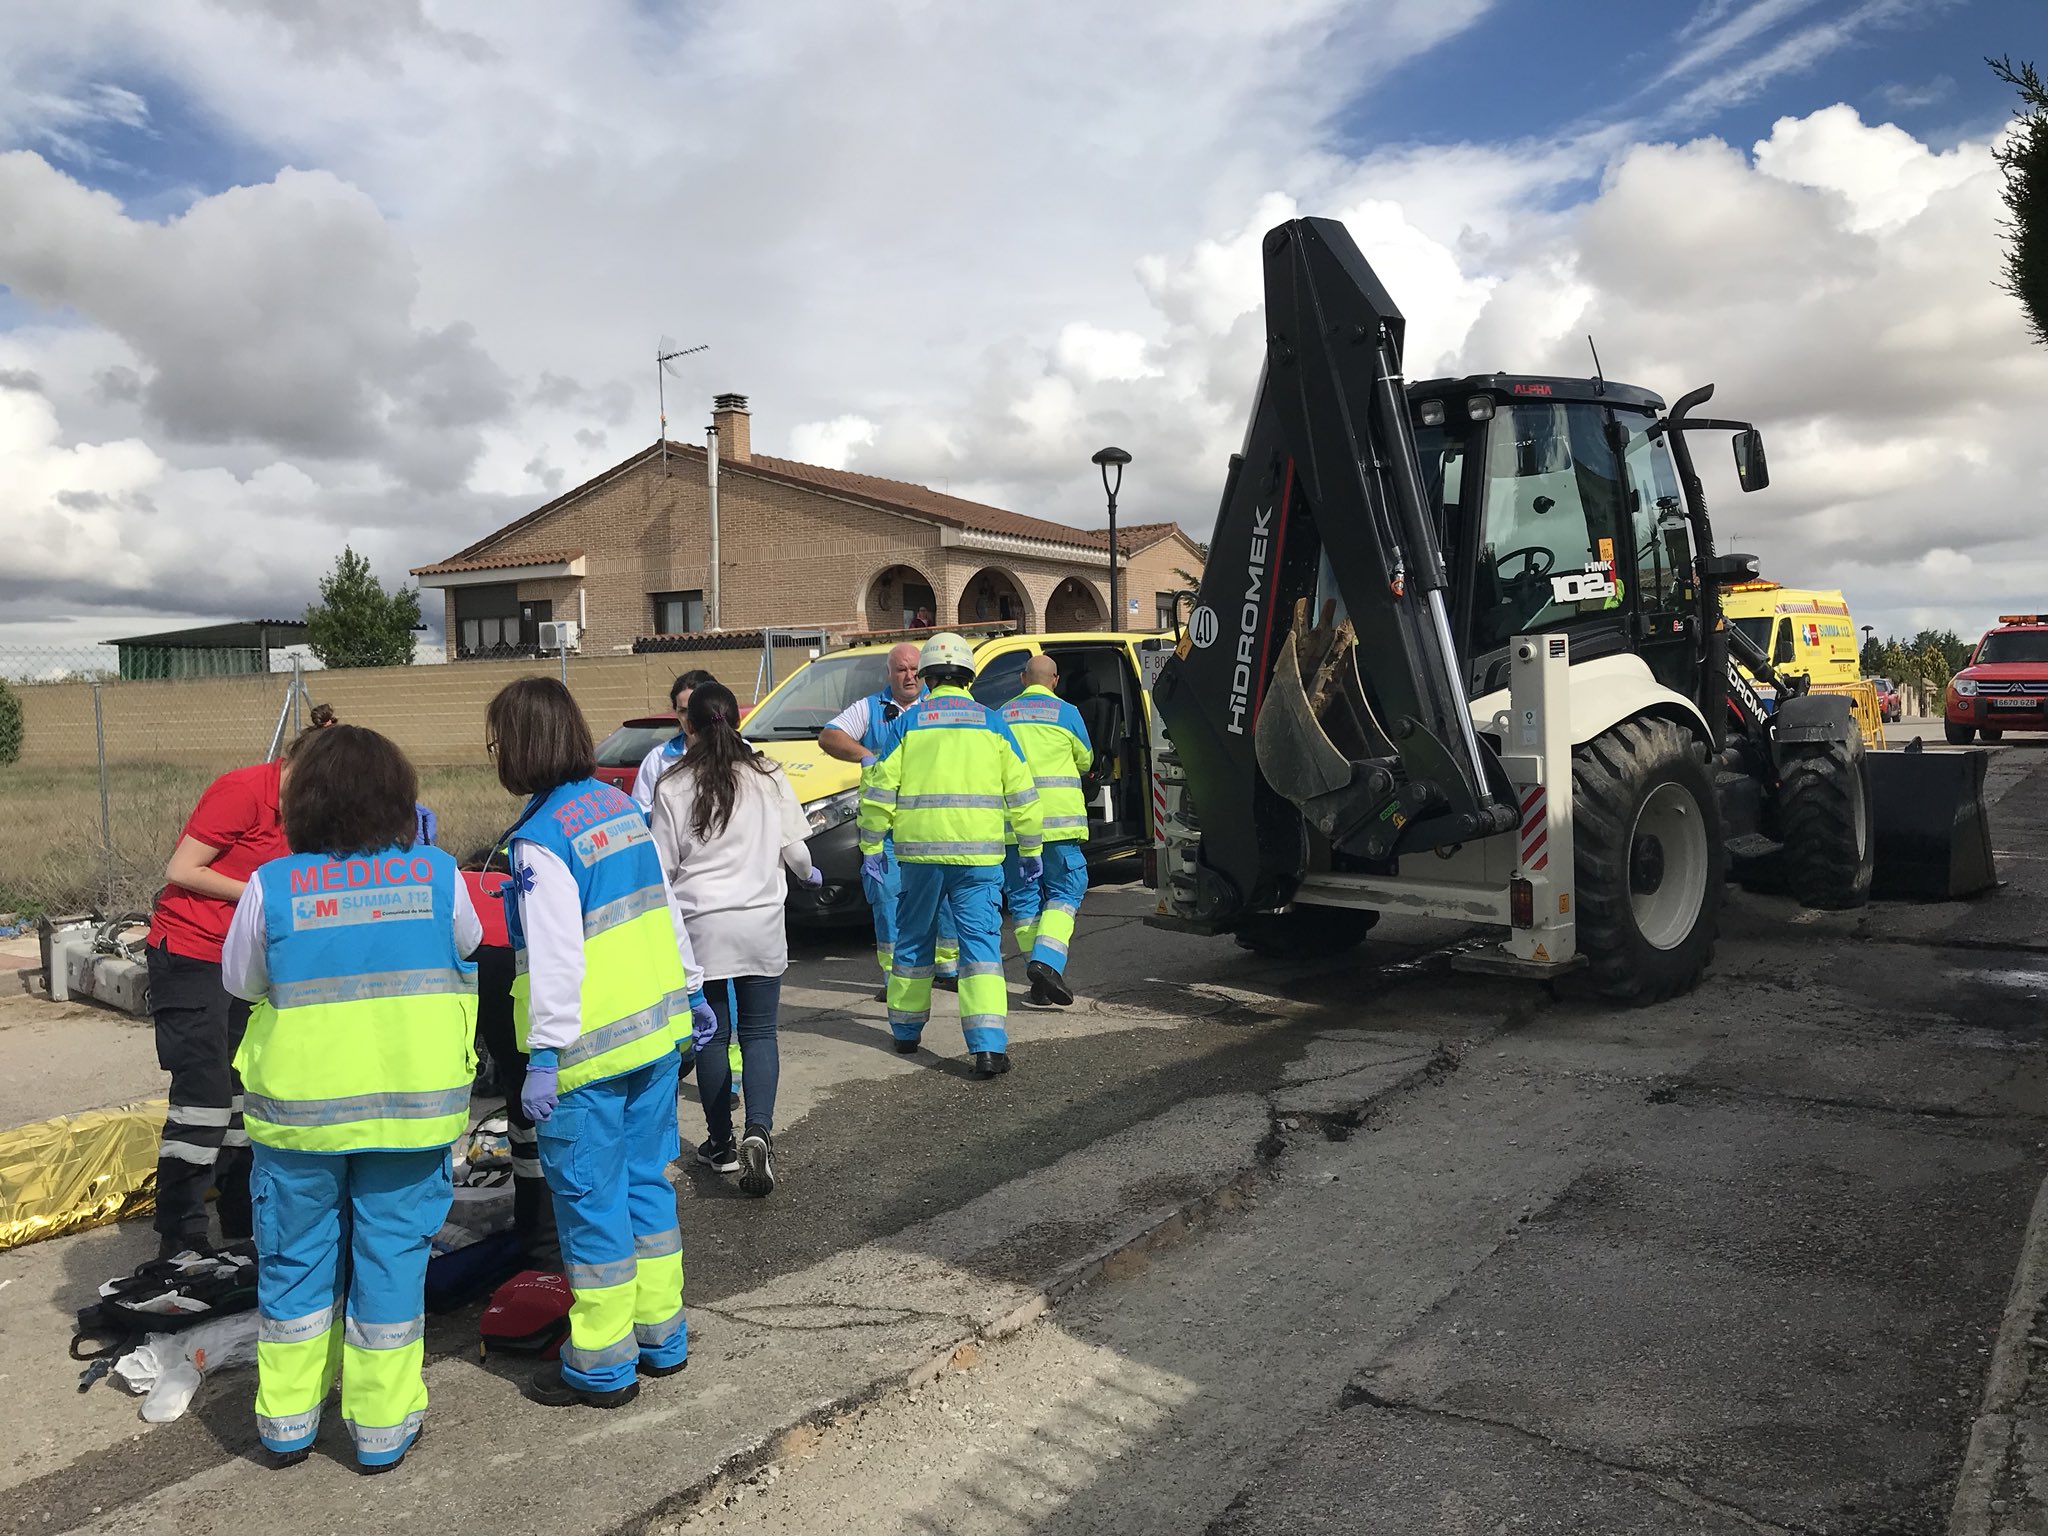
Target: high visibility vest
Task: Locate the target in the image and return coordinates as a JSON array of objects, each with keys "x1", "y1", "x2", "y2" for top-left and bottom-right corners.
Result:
[
  {"x1": 505, "y1": 778, "x2": 690, "y2": 1093},
  {"x1": 998, "y1": 684, "x2": 1093, "y2": 844},
  {"x1": 859, "y1": 686, "x2": 1043, "y2": 865},
  {"x1": 237, "y1": 846, "x2": 477, "y2": 1153}
]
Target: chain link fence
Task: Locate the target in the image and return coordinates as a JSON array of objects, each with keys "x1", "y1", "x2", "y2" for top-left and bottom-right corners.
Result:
[{"x1": 0, "y1": 636, "x2": 819, "y2": 919}]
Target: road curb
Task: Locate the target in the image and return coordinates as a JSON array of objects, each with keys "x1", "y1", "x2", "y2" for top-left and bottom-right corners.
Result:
[
  {"x1": 1950, "y1": 1167, "x2": 2048, "y2": 1535},
  {"x1": 635, "y1": 1049, "x2": 1457, "y2": 1533}
]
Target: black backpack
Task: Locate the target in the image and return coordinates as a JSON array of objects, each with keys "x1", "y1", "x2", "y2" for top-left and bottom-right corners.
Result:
[{"x1": 71, "y1": 1243, "x2": 259, "y2": 1361}]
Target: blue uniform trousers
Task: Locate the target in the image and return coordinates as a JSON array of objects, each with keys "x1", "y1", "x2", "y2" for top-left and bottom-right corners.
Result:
[
  {"x1": 865, "y1": 836, "x2": 957, "y2": 978},
  {"x1": 1002, "y1": 842, "x2": 1089, "y2": 971},
  {"x1": 889, "y1": 863, "x2": 1007, "y2": 1054},
  {"x1": 535, "y1": 1052, "x2": 688, "y2": 1393},
  {"x1": 251, "y1": 1144, "x2": 452, "y2": 1467}
]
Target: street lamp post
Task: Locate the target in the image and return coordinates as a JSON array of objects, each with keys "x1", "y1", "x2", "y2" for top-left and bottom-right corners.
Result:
[{"x1": 1092, "y1": 446, "x2": 1131, "y2": 629}]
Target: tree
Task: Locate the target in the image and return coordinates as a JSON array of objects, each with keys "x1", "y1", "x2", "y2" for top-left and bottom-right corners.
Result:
[
  {"x1": 0, "y1": 679, "x2": 21, "y2": 766},
  {"x1": 1993, "y1": 56, "x2": 2048, "y2": 345},
  {"x1": 304, "y1": 547, "x2": 420, "y2": 669},
  {"x1": 1859, "y1": 635, "x2": 1886, "y2": 675}
]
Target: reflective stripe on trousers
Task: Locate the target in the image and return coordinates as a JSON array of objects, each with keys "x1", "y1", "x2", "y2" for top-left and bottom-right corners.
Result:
[
  {"x1": 536, "y1": 1052, "x2": 688, "y2": 1391},
  {"x1": 251, "y1": 1142, "x2": 451, "y2": 1465},
  {"x1": 888, "y1": 862, "x2": 1008, "y2": 1055},
  {"x1": 1003, "y1": 842, "x2": 1088, "y2": 973}
]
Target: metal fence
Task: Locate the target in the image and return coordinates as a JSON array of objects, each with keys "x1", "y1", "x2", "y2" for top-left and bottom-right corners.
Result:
[{"x1": 0, "y1": 638, "x2": 814, "y2": 920}]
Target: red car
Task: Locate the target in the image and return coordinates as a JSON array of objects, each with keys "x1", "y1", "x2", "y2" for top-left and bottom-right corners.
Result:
[
  {"x1": 1867, "y1": 676, "x2": 1900, "y2": 723},
  {"x1": 592, "y1": 706, "x2": 754, "y2": 795},
  {"x1": 1946, "y1": 617, "x2": 2048, "y2": 744},
  {"x1": 593, "y1": 715, "x2": 680, "y2": 796}
]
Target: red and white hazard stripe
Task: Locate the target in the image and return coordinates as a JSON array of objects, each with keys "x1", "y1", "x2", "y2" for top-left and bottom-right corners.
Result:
[
  {"x1": 1519, "y1": 785, "x2": 1549, "y2": 872},
  {"x1": 1151, "y1": 769, "x2": 1169, "y2": 840}
]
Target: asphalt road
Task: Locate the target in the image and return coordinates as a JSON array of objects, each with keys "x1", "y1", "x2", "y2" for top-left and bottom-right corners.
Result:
[
  {"x1": 1, "y1": 744, "x2": 2044, "y2": 1535},
  {"x1": 657, "y1": 747, "x2": 2048, "y2": 1536}
]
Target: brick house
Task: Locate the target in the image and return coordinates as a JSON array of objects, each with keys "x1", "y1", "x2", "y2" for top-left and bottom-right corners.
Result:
[{"x1": 412, "y1": 395, "x2": 1206, "y2": 658}]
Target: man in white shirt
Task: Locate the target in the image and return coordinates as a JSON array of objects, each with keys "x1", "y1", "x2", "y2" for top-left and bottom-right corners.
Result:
[
  {"x1": 818, "y1": 643, "x2": 958, "y2": 995},
  {"x1": 632, "y1": 669, "x2": 716, "y2": 814}
]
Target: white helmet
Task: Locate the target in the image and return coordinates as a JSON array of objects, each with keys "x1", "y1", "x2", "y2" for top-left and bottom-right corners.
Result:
[{"x1": 918, "y1": 631, "x2": 976, "y2": 674}]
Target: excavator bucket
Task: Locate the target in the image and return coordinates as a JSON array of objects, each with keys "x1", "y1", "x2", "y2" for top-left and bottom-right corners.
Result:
[
  {"x1": 1255, "y1": 601, "x2": 1401, "y2": 847},
  {"x1": 1868, "y1": 746, "x2": 1999, "y2": 899}
]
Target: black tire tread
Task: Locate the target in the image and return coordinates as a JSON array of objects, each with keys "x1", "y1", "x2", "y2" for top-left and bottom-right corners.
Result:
[
  {"x1": 1778, "y1": 744, "x2": 1874, "y2": 911},
  {"x1": 1234, "y1": 906, "x2": 1380, "y2": 959},
  {"x1": 1945, "y1": 723, "x2": 1975, "y2": 745},
  {"x1": 1572, "y1": 716, "x2": 1723, "y2": 1005}
]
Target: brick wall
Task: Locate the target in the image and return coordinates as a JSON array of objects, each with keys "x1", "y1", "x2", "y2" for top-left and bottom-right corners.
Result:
[{"x1": 1122, "y1": 534, "x2": 1206, "y2": 630}]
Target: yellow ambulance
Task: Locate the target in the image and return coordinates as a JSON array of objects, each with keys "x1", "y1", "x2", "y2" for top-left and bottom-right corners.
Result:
[{"x1": 1722, "y1": 582, "x2": 1883, "y2": 744}]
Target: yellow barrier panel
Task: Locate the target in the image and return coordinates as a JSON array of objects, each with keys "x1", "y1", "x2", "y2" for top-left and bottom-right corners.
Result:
[
  {"x1": 1811, "y1": 680, "x2": 1887, "y2": 750},
  {"x1": 0, "y1": 1099, "x2": 163, "y2": 1251}
]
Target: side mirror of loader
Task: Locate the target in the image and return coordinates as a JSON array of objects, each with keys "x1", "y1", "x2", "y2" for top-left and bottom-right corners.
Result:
[{"x1": 1733, "y1": 428, "x2": 1769, "y2": 491}]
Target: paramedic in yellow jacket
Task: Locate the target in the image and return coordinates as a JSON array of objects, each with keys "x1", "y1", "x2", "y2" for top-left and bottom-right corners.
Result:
[
  {"x1": 221, "y1": 725, "x2": 480, "y2": 1472},
  {"x1": 998, "y1": 655, "x2": 1093, "y2": 1008},
  {"x1": 858, "y1": 632, "x2": 1042, "y2": 1078}
]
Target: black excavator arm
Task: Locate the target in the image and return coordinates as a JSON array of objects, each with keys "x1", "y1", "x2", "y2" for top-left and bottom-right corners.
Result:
[{"x1": 1153, "y1": 217, "x2": 1519, "y2": 928}]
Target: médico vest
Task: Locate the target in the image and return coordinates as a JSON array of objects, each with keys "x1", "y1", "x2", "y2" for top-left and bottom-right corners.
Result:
[
  {"x1": 505, "y1": 777, "x2": 689, "y2": 1092},
  {"x1": 238, "y1": 845, "x2": 477, "y2": 1153},
  {"x1": 998, "y1": 684, "x2": 1092, "y2": 844}
]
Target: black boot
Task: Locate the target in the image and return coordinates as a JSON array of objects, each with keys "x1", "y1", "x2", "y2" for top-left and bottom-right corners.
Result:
[
  {"x1": 527, "y1": 1363, "x2": 639, "y2": 1409},
  {"x1": 1026, "y1": 960, "x2": 1073, "y2": 1007},
  {"x1": 971, "y1": 1051, "x2": 1010, "y2": 1078}
]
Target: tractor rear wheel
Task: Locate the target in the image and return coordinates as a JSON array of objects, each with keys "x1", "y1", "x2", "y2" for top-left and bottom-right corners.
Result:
[
  {"x1": 1234, "y1": 906, "x2": 1379, "y2": 959},
  {"x1": 1573, "y1": 716, "x2": 1724, "y2": 1005},
  {"x1": 1778, "y1": 739, "x2": 1875, "y2": 910}
]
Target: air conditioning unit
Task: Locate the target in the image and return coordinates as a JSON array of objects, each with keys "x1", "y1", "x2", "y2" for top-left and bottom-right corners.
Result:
[{"x1": 538, "y1": 620, "x2": 579, "y2": 653}]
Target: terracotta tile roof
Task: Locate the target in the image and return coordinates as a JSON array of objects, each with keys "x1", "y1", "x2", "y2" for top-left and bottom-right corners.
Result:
[
  {"x1": 730, "y1": 449, "x2": 1112, "y2": 548},
  {"x1": 413, "y1": 547, "x2": 583, "y2": 576},
  {"x1": 428, "y1": 439, "x2": 1202, "y2": 568},
  {"x1": 1077, "y1": 522, "x2": 1185, "y2": 554}
]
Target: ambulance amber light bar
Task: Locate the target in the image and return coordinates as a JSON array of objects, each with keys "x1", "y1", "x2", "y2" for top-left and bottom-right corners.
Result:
[{"x1": 1997, "y1": 615, "x2": 2048, "y2": 626}]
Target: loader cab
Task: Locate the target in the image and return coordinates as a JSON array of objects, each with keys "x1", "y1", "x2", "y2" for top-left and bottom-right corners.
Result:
[{"x1": 1406, "y1": 376, "x2": 1699, "y2": 701}]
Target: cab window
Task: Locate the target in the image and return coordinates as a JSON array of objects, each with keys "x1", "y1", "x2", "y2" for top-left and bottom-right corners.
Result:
[
  {"x1": 970, "y1": 649, "x2": 1031, "y2": 708},
  {"x1": 1616, "y1": 415, "x2": 1691, "y2": 620},
  {"x1": 1471, "y1": 401, "x2": 1629, "y2": 655}
]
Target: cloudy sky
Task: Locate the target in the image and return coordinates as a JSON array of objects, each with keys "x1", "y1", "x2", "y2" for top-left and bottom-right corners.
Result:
[{"x1": 0, "y1": 0, "x2": 2040, "y2": 652}]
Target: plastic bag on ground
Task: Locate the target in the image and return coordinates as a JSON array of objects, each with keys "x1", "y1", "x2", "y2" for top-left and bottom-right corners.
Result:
[{"x1": 113, "y1": 1312, "x2": 260, "y2": 1422}]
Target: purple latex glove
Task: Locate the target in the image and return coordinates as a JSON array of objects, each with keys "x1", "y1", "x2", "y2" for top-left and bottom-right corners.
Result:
[
  {"x1": 689, "y1": 990, "x2": 718, "y2": 1054},
  {"x1": 520, "y1": 1064, "x2": 559, "y2": 1123},
  {"x1": 860, "y1": 753, "x2": 877, "y2": 768},
  {"x1": 861, "y1": 851, "x2": 887, "y2": 884},
  {"x1": 1019, "y1": 854, "x2": 1043, "y2": 883},
  {"x1": 802, "y1": 866, "x2": 824, "y2": 887}
]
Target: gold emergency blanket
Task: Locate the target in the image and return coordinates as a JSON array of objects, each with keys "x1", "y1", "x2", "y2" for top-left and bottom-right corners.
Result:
[{"x1": 0, "y1": 1099, "x2": 163, "y2": 1250}]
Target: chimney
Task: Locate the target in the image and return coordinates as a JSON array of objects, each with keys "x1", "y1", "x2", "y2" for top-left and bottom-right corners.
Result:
[{"x1": 711, "y1": 393, "x2": 751, "y2": 463}]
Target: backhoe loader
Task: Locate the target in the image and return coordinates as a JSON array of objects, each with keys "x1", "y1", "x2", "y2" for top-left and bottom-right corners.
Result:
[{"x1": 1147, "y1": 217, "x2": 1995, "y2": 1002}]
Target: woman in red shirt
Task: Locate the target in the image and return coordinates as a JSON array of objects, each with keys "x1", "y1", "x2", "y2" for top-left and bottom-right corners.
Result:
[{"x1": 144, "y1": 753, "x2": 294, "y2": 1258}]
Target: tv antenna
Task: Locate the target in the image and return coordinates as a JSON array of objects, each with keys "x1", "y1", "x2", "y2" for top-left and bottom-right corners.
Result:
[{"x1": 658, "y1": 338, "x2": 709, "y2": 475}]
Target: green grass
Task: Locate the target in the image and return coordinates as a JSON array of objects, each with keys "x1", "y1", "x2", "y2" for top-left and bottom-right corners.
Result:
[{"x1": 0, "y1": 762, "x2": 523, "y2": 916}]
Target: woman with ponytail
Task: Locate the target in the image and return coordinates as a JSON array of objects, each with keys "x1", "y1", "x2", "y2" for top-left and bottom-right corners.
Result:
[{"x1": 649, "y1": 682, "x2": 816, "y2": 1198}]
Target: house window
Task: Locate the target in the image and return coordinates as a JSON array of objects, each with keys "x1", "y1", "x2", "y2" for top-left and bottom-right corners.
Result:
[
  {"x1": 652, "y1": 590, "x2": 704, "y2": 635},
  {"x1": 454, "y1": 585, "x2": 551, "y2": 658},
  {"x1": 1155, "y1": 592, "x2": 1179, "y2": 631},
  {"x1": 455, "y1": 584, "x2": 521, "y2": 658}
]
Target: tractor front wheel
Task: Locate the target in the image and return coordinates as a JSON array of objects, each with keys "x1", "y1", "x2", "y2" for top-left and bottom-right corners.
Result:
[
  {"x1": 1778, "y1": 739, "x2": 1875, "y2": 910},
  {"x1": 1573, "y1": 716, "x2": 1724, "y2": 1005}
]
